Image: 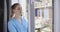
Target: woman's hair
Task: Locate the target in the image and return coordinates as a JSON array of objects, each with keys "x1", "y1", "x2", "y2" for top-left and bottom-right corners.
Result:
[{"x1": 10, "y1": 3, "x2": 20, "y2": 18}]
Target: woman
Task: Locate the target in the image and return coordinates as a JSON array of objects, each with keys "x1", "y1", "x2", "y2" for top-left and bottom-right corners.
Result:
[{"x1": 8, "y1": 3, "x2": 28, "y2": 32}]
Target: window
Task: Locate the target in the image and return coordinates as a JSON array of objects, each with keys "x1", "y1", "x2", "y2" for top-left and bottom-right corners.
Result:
[{"x1": 34, "y1": 0, "x2": 53, "y2": 32}]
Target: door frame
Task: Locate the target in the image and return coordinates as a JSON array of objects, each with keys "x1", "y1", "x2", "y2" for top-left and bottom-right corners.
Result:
[{"x1": 3, "y1": 0, "x2": 7, "y2": 32}]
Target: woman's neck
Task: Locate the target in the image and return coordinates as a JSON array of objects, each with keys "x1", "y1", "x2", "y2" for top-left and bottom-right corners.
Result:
[
  {"x1": 14, "y1": 13, "x2": 21, "y2": 19},
  {"x1": 14, "y1": 14, "x2": 22, "y2": 23}
]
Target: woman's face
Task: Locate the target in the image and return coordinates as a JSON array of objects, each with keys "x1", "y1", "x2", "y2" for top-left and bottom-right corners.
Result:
[{"x1": 13, "y1": 5, "x2": 22, "y2": 15}]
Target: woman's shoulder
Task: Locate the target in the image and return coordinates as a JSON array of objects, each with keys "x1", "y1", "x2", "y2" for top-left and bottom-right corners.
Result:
[{"x1": 8, "y1": 18, "x2": 15, "y2": 25}]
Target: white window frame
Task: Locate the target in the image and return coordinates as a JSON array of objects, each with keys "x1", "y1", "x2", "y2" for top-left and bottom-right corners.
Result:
[
  {"x1": 27, "y1": 0, "x2": 35, "y2": 32},
  {"x1": 54, "y1": 0, "x2": 60, "y2": 32}
]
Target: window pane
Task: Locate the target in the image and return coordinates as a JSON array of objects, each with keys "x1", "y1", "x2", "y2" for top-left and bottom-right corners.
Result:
[{"x1": 34, "y1": 0, "x2": 53, "y2": 32}]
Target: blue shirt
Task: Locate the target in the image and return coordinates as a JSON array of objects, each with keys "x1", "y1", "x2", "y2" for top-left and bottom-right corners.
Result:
[{"x1": 8, "y1": 17, "x2": 28, "y2": 32}]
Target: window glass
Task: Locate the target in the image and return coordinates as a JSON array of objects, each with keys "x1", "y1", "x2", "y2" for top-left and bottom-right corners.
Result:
[{"x1": 34, "y1": 0, "x2": 53, "y2": 32}]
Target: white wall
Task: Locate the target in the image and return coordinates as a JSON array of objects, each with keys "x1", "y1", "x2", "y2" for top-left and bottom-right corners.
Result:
[{"x1": 11, "y1": 0, "x2": 19, "y2": 5}]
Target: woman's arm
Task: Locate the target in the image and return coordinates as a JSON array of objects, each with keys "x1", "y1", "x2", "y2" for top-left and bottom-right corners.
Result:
[{"x1": 8, "y1": 21, "x2": 17, "y2": 32}]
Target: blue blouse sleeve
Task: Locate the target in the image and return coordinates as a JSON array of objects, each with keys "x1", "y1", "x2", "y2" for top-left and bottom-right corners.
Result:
[{"x1": 8, "y1": 20, "x2": 17, "y2": 32}]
